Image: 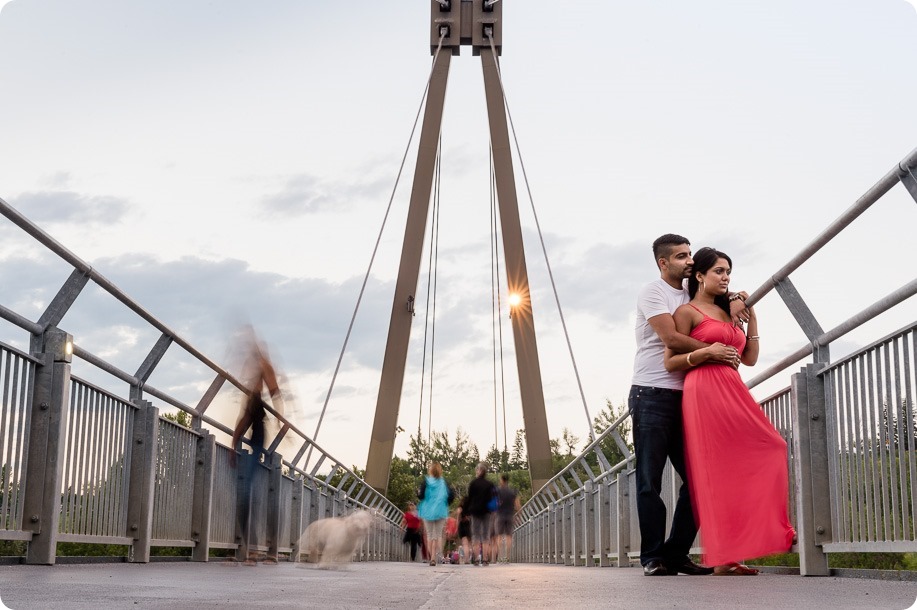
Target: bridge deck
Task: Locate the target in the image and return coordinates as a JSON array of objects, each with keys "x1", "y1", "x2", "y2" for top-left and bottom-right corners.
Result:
[{"x1": 0, "y1": 561, "x2": 914, "y2": 609}]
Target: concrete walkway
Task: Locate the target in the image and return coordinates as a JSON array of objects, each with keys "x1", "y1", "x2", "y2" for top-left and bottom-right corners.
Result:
[{"x1": 0, "y1": 561, "x2": 915, "y2": 609}]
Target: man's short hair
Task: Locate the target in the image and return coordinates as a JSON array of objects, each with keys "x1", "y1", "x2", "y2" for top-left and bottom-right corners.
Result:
[
  {"x1": 500, "y1": 473, "x2": 509, "y2": 483},
  {"x1": 476, "y1": 462, "x2": 489, "y2": 476},
  {"x1": 652, "y1": 234, "x2": 690, "y2": 262}
]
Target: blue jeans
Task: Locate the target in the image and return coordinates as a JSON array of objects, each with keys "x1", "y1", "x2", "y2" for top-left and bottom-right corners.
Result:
[{"x1": 628, "y1": 385, "x2": 697, "y2": 567}]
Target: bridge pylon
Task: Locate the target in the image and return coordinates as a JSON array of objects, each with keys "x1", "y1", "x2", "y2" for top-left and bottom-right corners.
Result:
[{"x1": 365, "y1": 0, "x2": 553, "y2": 494}]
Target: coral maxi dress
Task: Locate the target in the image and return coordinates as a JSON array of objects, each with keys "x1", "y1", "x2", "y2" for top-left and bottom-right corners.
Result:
[{"x1": 681, "y1": 307, "x2": 795, "y2": 565}]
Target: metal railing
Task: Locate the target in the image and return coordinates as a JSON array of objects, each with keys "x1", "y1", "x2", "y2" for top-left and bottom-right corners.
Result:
[
  {"x1": 512, "y1": 147, "x2": 917, "y2": 574},
  {"x1": 821, "y1": 322, "x2": 916, "y2": 551},
  {"x1": 0, "y1": 342, "x2": 36, "y2": 537},
  {"x1": 0, "y1": 196, "x2": 406, "y2": 564}
]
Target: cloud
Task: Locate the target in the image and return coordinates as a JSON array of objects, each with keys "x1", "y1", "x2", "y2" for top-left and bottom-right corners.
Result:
[
  {"x1": 260, "y1": 172, "x2": 393, "y2": 217},
  {"x1": 12, "y1": 190, "x2": 129, "y2": 226}
]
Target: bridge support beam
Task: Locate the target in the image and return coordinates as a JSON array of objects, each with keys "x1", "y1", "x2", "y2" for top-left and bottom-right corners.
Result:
[
  {"x1": 23, "y1": 328, "x2": 72, "y2": 565},
  {"x1": 365, "y1": 0, "x2": 551, "y2": 494},
  {"x1": 791, "y1": 363, "x2": 831, "y2": 576},
  {"x1": 364, "y1": 46, "x2": 452, "y2": 493},
  {"x1": 480, "y1": 46, "x2": 553, "y2": 492}
]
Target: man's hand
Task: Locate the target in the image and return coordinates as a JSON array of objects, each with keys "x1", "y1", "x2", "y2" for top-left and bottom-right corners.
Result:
[{"x1": 729, "y1": 291, "x2": 750, "y2": 326}]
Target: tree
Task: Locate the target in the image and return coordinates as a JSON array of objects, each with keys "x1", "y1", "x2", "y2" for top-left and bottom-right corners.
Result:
[
  {"x1": 561, "y1": 428, "x2": 580, "y2": 456},
  {"x1": 510, "y1": 429, "x2": 528, "y2": 470},
  {"x1": 161, "y1": 410, "x2": 192, "y2": 429},
  {"x1": 591, "y1": 400, "x2": 634, "y2": 468}
]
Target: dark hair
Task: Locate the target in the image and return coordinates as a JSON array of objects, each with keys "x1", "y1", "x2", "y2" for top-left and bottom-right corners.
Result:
[
  {"x1": 500, "y1": 473, "x2": 509, "y2": 483},
  {"x1": 687, "y1": 247, "x2": 732, "y2": 316},
  {"x1": 652, "y1": 234, "x2": 690, "y2": 262}
]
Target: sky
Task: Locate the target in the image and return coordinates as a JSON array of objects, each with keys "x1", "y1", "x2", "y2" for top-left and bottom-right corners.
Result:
[{"x1": 1, "y1": 1, "x2": 916, "y2": 475}]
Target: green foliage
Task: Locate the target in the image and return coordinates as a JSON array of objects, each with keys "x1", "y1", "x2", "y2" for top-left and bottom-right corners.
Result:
[
  {"x1": 406, "y1": 428, "x2": 480, "y2": 476},
  {"x1": 592, "y1": 400, "x2": 633, "y2": 467},
  {"x1": 0, "y1": 540, "x2": 25, "y2": 556},
  {"x1": 55, "y1": 543, "x2": 131, "y2": 557},
  {"x1": 161, "y1": 410, "x2": 193, "y2": 429},
  {"x1": 510, "y1": 429, "x2": 527, "y2": 470},
  {"x1": 386, "y1": 457, "x2": 419, "y2": 511}
]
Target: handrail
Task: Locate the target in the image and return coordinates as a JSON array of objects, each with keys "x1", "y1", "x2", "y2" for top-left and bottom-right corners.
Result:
[
  {"x1": 0, "y1": 195, "x2": 403, "y2": 524},
  {"x1": 745, "y1": 146, "x2": 917, "y2": 308}
]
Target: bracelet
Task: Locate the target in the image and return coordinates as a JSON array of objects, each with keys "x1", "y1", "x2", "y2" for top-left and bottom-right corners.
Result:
[
  {"x1": 747, "y1": 336, "x2": 759, "y2": 341},
  {"x1": 686, "y1": 352, "x2": 695, "y2": 366},
  {"x1": 729, "y1": 293, "x2": 745, "y2": 302}
]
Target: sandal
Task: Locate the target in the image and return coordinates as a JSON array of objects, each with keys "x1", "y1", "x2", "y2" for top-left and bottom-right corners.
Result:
[{"x1": 714, "y1": 562, "x2": 758, "y2": 576}]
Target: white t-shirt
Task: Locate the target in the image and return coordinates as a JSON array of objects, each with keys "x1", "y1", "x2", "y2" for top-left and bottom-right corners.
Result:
[{"x1": 631, "y1": 278, "x2": 690, "y2": 390}]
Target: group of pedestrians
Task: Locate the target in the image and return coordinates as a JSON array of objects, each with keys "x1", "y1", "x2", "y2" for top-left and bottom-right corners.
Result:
[
  {"x1": 404, "y1": 461, "x2": 519, "y2": 566},
  {"x1": 629, "y1": 234, "x2": 795, "y2": 576}
]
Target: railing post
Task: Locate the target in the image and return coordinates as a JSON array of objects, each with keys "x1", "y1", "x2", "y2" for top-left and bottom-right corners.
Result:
[
  {"x1": 616, "y1": 471, "x2": 631, "y2": 567},
  {"x1": 598, "y1": 481, "x2": 612, "y2": 567},
  {"x1": 290, "y1": 476, "x2": 305, "y2": 562},
  {"x1": 191, "y1": 430, "x2": 215, "y2": 562},
  {"x1": 23, "y1": 328, "x2": 72, "y2": 565},
  {"x1": 583, "y1": 482, "x2": 596, "y2": 567},
  {"x1": 791, "y1": 363, "x2": 831, "y2": 576},
  {"x1": 127, "y1": 399, "x2": 159, "y2": 563},
  {"x1": 266, "y1": 453, "x2": 283, "y2": 561}
]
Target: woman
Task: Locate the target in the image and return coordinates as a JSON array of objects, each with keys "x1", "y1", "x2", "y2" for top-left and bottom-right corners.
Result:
[
  {"x1": 664, "y1": 247, "x2": 794, "y2": 574},
  {"x1": 417, "y1": 462, "x2": 451, "y2": 566},
  {"x1": 401, "y1": 502, "x2": 423, "y2": 562}
]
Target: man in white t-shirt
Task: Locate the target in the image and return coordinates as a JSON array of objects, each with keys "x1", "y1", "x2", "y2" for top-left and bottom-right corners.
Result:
[{"x1": 630, "y1": 234, "x2": 744, "y2": 576}]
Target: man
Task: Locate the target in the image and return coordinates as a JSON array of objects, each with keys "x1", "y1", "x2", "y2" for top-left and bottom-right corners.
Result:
[
  {"x1": 492, "y1": 473, "x2": 520, "y2": 563},
  {"x1": 465, "y1": 462, "x2": 497, "y2": 566},
  {"x1": 630, "y1": 234, "x2": 745, "y2": 576}
]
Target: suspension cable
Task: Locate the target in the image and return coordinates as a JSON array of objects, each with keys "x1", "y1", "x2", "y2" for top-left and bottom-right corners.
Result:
[
  {"x1": 417, "y1": 138, "x2": 439, "y2": 441},
  {"x1": 486, "y1": 32, "x2": 595, "y2": 441},
  {"x1": 310, "y1": 32, "x2": 448, "y2": 455},
  {"x1": 427, "y1": 138, "x2": 442, "y2": 443},
  {"x1": 490, "y1": 146, "x2": 509, "y2": 453},
  {"x1": 490, "y1": 146, "x2": 499, "y2": 453}
]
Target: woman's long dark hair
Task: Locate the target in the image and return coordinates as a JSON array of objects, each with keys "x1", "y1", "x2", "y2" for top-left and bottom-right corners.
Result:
[{"x1": 688, "y1": 247, "x2": 733, "y2": 317}]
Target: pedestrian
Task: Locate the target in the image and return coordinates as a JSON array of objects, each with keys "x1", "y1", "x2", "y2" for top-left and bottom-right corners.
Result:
[
  {"x1": 629, "y1": 234, "x2": 745, "y2": 576},
  {"x1": 229, "y1": 328, "x2": 284, "y2": 566},
  {"x1": 401, "y1": 502, "x2": 423, "y2": 562},
  {"x1": 465, "y1": 462, "x2": 496, "y2": 566},
  {"x1": 492, "y1": 473, "x2": 520, "y2": 563},
  {"x1": 417, "y1": 462, "x2": 452, "y2": 566},
  {"x1": 456, "y1": 496, "x2": 472, "y2": 564},
  {"x1": 664, "y1": 247, "x2": 794, "y2": 573}
]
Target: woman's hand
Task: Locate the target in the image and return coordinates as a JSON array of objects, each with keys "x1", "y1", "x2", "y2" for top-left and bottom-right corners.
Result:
[
  {"x1": 729, "y1": 291, "x2": 750, "y2": 326},
  {"x1": 704, "y1": 342, "x2": 741, "y2": 369}
]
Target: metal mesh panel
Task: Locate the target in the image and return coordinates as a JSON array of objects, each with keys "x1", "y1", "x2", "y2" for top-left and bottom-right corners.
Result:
[
  {"x1": 761, "y1": 388, "x2": 797, "y2": 527},
  {"x1": 823, "y1": 326, "x2": 916, "y2": 545},
  {"x1": 60, "y1": 378, "x2": 135, "y2": 537},
  {"x1": 209, "y1": 444, "x2": 237, "y2": 545},
  {"x1": 0, "y1": 345, "x2": 35, "y2": 534},
  {"x1": 152, "y1": 419, "x2": 196, "y2": 542},
  {"x1": 279, "y1": 476, "x2": 293, "y2": 550}
]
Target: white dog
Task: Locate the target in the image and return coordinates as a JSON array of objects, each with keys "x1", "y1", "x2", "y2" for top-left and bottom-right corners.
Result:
[{"x1": 299, "y1": 510, "x2": 374, "y2": 568}]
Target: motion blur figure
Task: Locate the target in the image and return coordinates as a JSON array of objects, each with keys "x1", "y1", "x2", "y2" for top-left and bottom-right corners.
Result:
[{"x1": 230, "y1": 327, "x2": 284, "y2": 565}]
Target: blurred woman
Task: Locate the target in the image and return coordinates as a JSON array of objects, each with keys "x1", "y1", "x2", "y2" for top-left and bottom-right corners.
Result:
[{"x1": 417, "y1": 462, "x2": 451, "y2": 566}]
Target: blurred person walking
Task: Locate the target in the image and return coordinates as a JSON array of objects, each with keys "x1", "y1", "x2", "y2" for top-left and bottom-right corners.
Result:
[
  {"x1": 492, "y1": 474, "x2": 520, "y2": 563},
  {"x1": 229, "y1": 329, "x2": 284, "y2": 565},
  {"x1": 466, "y1": 462, "x2": 496, "y2": 566},
  {"x1": 417, "y1": 462, "x2": 452, "y2": 566},
  {"x1": 401, "y1": 502, "x2": 423, "y2": 562}
]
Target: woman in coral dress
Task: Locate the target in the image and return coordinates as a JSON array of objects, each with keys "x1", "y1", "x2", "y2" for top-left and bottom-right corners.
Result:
[{"x1": 664, "y1": 247, "x2": 794, "y2": 574}]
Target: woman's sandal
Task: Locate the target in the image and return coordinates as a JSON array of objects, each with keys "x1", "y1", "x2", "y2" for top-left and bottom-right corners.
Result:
[{"x1": 714, "y1": 562, "x2": 759, "y2": 576}]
